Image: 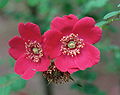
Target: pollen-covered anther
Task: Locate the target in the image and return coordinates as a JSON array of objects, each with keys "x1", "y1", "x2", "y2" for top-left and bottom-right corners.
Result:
[
  {"x1": 25, "y1": 40, "x2": 43, "y2": 62},
  {"x1": 60, "y1": 33, "x2": 85, "y2": 57}
]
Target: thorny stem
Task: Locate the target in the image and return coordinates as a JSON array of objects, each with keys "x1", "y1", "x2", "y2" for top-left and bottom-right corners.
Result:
[
  {"x1": 107, "y1": 18, "x2": 120, "y2": 23},
  {"x1": 100, "y1": 16, "x2": 120, "y2": 28}
]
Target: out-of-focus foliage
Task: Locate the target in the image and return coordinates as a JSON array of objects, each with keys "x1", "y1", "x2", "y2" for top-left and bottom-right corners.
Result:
[
  {"x1": 71, "y1": 1, "x2": 120, "y2": 95},
  {"x1": 71, "y1": 69, "x2": 106, "y2": 95},
  {"x1": 117, "y1": 3, "x2": 120, "y2": 7},
  {"x1": 0, "y1": 0, "x2": 8, "y2": 8},
  {"x1": 27, "y1": 0, "x2": 40, "y2": 7},
  {"x1": 0, "y1": 74, "x2": 27, "y2": 95},
  {"x1": 0, "y1": 0, "x2": 120, "y2": 95},
  {"x1": 81, "y1": 0, "x2": 108, "y2": 15}
]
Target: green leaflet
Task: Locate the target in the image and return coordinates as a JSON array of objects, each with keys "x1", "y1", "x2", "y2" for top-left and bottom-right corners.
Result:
[
  {"x1": 0, "y1": 74, "x2": 27, "y2": 95},
  {"x1": 0, "y1": 86, "x2": 11, "y2": 95},
  {"x1": 73, "y1": 69, "x2": 97, "y2": 82},
  {"x1": 71, "y1": 83, "x2": 106, "y2": 95},
  {"x1": 83, "y1": 83, "x2": 99, "y2": 94},
  {"x1": 96, "y1": 21, "x2": 108, "y2": 27},
  {"x1": 103, "y1": 10, "x2": 120, "y2": 19},
  {"x1": 117, "y1": 4, "x2": 120, "y2": 7}
]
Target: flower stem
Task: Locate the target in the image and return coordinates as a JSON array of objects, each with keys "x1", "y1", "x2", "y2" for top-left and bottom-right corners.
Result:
[
  {"x1": 43, "y1": 78, "x2": 53, "y2": 95},
  {"x1": 107, "y1": 18, "x2": 120, "y2": 23}
]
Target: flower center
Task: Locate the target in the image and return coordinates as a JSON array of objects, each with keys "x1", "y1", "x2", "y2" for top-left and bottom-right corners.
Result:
[
  {"x1": 25, "y1": 40, "x2": 43, "y2": 62},
  {"x1": 68, "y1": 41, "x2": 76, "y2": 49},
  {"x1": 60, "y1": 33, "x2": 85, "y2": 57},
  {"x1": 32, "y1": 48, "x2": 39, "y2": 54}
]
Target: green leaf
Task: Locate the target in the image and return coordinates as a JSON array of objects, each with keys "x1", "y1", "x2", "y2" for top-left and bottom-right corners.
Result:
[
  {"x1": 27, "y1": 0, "x2": 40, "y2": 7},
  {"x1": 96, "y1": 21, "x2": 108, "y2": 27},
  {"x1": 0, "y1": 86, "x2": 11, "y2": 95},
  {"x1": 96, "y1": 91, "x2": 106, "y2": 95},
  {"x1": 71, "y1": 83, "x2": 82, "y2": 90},
  {"x1": 0, "y1": 0, "x2": 8, "y2": 8},
  {"x1": 0, "y1": 76, "x2": 8, "y2": 86},
  {"x1": 83, "y1": 83, "x2": 99, "y2": 94},
  {"x1": 117, "y1": 4, "x2": 120, "y2": 7},
  {"x1": 0, "y1": 76, "x2": 11, "y2": 95},
  {"x1": 0, "y1": 74, "x2": 27, "y2": 95},
  {"x1": 12, "y1": 79, "x2": 26, "y2": 91},
  {"x1": 73, "y1": 69, "x2": 97, "y2": 82},
  {"x1": 8, "y1": 57, "x2": 15, "y2": 67},
  {"x1": 103, "y1": 10, "x2": 120, "y2": 19},
  {"x1": 7, "y1": 74, "x2": 27, "y2": 92}
]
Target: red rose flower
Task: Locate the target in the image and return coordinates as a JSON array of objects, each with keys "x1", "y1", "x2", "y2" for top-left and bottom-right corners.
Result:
[
  {"x1": 44, "y1": 14, "x2": 102, "y2": 74},
  {"x1": 9, "y1": 23, "x2": 50, "y2": 80}
]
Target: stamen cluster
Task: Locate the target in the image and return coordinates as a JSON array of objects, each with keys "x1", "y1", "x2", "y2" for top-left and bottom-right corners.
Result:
[
  {"x1": 60, "y1": 33, "x2": 85, "y2": 57},
  {"x1": 25, "y1": 40, "x2": 43, "y2": 62}
]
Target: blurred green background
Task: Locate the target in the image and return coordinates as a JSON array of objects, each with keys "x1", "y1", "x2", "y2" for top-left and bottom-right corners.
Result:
[{"x1": 0, "y1": 0, "x2": 120, "y2": 95}]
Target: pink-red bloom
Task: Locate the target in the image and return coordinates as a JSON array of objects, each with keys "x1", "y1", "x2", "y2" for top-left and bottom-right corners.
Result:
[
  {"x1": 9, "y1": 23, "x2": 50, "y2": 80},
  {"x1": 8, "y1": 14, "x2": 102, "y2": 82},
  {"x1": 44, "y1": 14, "x2": 102, "y2": 74}
]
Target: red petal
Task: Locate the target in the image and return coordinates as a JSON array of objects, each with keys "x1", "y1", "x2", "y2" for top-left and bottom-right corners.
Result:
[
  {"x1": 21, "y1": 68, "x2": 36, "y2": 80},
  {"x1": 32, "y1": 56, "x2": 50, "y2": 71},
  {"x1": 14, "y1": 55, "x2": 32, "y2": 75},
  {"x1": 75, "y1": 43, "x2": 100, "y2": 70},
  {"x1": 9, "y1": 36, "x2": 25, "y2": 60},
  {"x1": 55, "y1": 43, "x2": 100, "y2": 73},
  {"x1": 18, "y1": 22, "x2": 42, "y2": 42},
  {"x1": 44, "y1": 30, "x2": 63, "y2": 58},
  {"x1": 73, "y1": 17, "x2": 102, "y2": 44},
  {"x1": 90, "y1": 26, "x2": 102, "y2": 44},
  {"x1": 55, "y1": 55, "x2": 80, "y2": 73},
  {"x1": 68, "y1": 68, "x2": 79, "y2": 74},
  {"x1": 51, "y1": 14, "x2": 78, "y2": 35}
]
